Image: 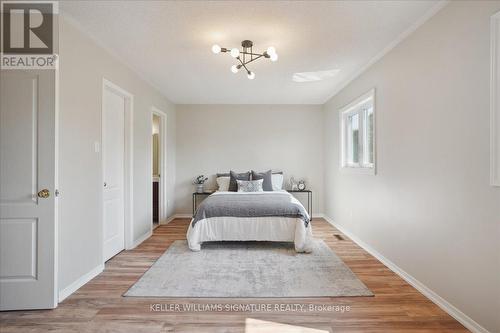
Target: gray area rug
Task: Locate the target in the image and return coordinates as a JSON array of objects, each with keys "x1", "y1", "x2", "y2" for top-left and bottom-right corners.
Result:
[{"x1": 124, "y1": 240, "x2": 373, "y2": 298}]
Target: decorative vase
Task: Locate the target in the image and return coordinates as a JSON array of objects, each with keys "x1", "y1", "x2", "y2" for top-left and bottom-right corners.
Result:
[{"x1": 196, "y1": 184, "x2": 204, "y2": 193}]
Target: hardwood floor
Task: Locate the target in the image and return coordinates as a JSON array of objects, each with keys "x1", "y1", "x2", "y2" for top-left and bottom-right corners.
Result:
[{"x1": 0, "y1": 218, "x2": 468, "y2": 333}]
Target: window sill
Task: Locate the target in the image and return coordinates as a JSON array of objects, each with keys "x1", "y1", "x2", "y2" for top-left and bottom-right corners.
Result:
[{"x1": 340, "y1": 166, "x2": 376, "y2": 175}]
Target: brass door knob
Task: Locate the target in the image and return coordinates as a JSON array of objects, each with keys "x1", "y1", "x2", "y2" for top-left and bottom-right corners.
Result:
[{"x1": 37, "y1": 189, "x2": 50, "y2": 198}]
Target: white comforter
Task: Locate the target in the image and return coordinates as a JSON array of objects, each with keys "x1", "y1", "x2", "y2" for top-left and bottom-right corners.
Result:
[{"x1": 186, "y1": 191, "x2": 314, "y2": 252}]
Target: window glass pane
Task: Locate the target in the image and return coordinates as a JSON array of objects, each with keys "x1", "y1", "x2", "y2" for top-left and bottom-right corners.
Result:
[
  {"x1": 364, "y1": 107, "x2": 374, "y2": 165},
  {"x1": 340, "y1": 90, "x2": 375, "y2": 172},
  {"x1": 348, "y1": 113, "x2": 359, "y2": 164}
]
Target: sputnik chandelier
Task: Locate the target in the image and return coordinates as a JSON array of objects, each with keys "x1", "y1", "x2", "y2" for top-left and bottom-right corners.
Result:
[{"x1": 211, "y1": 40, "x2": 278, "y2": 80}]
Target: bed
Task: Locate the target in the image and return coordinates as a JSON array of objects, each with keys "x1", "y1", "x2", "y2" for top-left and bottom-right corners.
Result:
[{"x1": 186, "y1": 190, "x2": 314, "y2": 252}]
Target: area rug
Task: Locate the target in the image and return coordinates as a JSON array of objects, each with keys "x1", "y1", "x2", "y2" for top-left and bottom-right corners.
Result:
[{"x1": 124, "y1": 240, "x2": 373, "y2": 298}]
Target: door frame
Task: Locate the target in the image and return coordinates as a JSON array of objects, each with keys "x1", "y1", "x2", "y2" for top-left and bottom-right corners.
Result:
[
  {"x1": 151, "y1": 106, "x2": 167, "y2": 224},
  {"x1": 101, "y1": 78, "x2": 134, "y2": 261}
]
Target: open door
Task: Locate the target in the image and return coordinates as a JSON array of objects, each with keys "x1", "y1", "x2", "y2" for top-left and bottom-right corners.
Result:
[
  {"x1": 0, "y1": 70, "x2": 57, "y2": 310},
  {"x1": 151, "y1": 107, "x2": 167, "y2": 226}
]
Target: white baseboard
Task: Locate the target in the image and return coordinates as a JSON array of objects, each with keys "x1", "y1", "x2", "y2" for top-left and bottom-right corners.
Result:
[
  {"x1": 130, "y1": 230, "x2": 152, "y2": 249},
  {"x1": 161, "y1": 214, "x2": 192, "y2": 225},
  {"x1": 162, "y1": 215, "x2": 176, "y2": 225},
  {"x1": 174, "y1": 214, "x2": 193, "y2": 219},
  {"x1": 59, "y1": 230, "x2": 152, "y2": 302},
  {"x1": 58, "y1": 264, "x2": 104, "y2": 302},
  {"x1": 322, "y1": 215, "x2": 490, "y2": 333}
]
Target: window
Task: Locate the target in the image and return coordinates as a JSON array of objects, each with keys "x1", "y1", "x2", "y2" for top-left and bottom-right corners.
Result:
[{"x1": 340, "y1": 89, "x2": 375, "y2": 174}]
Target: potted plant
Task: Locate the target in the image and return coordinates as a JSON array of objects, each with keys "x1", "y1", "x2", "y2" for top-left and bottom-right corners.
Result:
[{"x1": 194, "y1": 175, "x2": 208, "y2": 193}]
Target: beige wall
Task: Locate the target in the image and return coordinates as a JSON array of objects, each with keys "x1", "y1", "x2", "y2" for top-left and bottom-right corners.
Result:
[
  {"x1": 58, "y1": 2, "x2": 500, "y2": 331},
  {"x1": 58, "y1": 17, "x2": 176, "y2": 292},
  {"x1": 323, "y1": 2, "x2": 500, "y2": 332},
  {"x1": 175, "y1": 105, "x2": 324, "y2": 215}
]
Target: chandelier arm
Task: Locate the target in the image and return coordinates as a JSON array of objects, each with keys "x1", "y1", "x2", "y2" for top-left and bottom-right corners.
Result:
[
  {"x1": 242, "y1": 54, "x2": 264, "y2": 66},
  {"x1": 217, "y1": 48, "x2": 263, "y2": 57},
  {"x1": 239, "y1": 51, "x2": 264, "y2": 57},
  {"x1": 237, "y1": 57, "x2": 250, "y2": 73}
]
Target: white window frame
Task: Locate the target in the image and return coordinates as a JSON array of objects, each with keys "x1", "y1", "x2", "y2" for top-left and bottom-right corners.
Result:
[{"x1": 339, "y1": 88, "x2": 376, "y2": 175}]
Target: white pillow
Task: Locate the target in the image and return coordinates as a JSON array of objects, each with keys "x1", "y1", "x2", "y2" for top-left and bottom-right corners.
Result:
[
  {"x1": 271, "y1": 173, "x2": 284, "y2": 191},
  {"x1": 237, "y1": 179, "x2": 264, "y2": 192},
  {"x1": 216, "y1": 176, "x2": 230, "y2": 191}
]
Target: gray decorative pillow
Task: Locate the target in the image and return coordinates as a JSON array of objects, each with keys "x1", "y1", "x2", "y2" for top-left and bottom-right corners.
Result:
[
  {"x1": 251, "y1": 170, "x2": 273, "y2": 191},
  {"x1": 228, "y1": 171, "x2": 251, "y2": 192},
  {"x1": 237, "y1": 179, "x2": 264, "y2": 192}
]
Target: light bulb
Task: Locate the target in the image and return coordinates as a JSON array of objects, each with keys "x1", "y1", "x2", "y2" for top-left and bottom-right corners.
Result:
[
  {"x1": 267, "y1": 46, "x2": 276, "y2": 55},
  {"x1": 212, "y1": 44, "x2": 221, "y2": 54},
  {"x1": 247, "y1": 71, "x2": 255, "y2": 80},
  {"x1": 231, "y1": 65, "x2": 239, "y2": 73},
  {"x1": 230, "y1": 48, "x2": 240, "y2": 58},
  {"x1": 270, "y1": 53, "x2": 278, "y2": 62}
]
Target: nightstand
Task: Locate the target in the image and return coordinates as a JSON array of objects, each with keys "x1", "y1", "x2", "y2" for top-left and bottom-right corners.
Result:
[
  {"x1": 192, "y1": 191, "x2": 214, "y2": 216},
  {"x1": 287, "y1": 190, "x2": 312, "y2": 218}
]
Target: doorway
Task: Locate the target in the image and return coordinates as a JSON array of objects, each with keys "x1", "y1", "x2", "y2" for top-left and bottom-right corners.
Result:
[
  {"x1": 102, "y1": 79, "x2": 133, "y2": 262},
  {"x1": 151, "y1": 107, "x2": 167, "y2": 228}
]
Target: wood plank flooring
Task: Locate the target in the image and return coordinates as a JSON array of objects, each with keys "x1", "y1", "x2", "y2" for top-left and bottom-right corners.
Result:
[{"x1": 0, "y1": 218, "x2": 469, "y2": 332}]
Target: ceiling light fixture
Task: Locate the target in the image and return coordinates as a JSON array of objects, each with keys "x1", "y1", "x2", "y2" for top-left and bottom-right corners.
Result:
[
  {"x1": 230, "y1": 65, "x2": 240, "y2": 73},
  {"x1": 211, "y1": 44, "x2": 222, "y2": 54},
  {"x1": 212, "y1": 40, "x2": 277, "y2": 79}
]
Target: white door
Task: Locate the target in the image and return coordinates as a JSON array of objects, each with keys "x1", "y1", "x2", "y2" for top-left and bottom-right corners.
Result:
[
  {"x1": 0, "y1": 70, "x2": 57, "y2": 310},
  {"x1": 102, "y1": 86, "x2": 126, "y2": 262}
]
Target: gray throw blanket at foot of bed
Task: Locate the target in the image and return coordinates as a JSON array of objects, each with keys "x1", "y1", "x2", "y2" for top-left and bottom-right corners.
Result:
[{"x1": 192, "y1": 192, "x2": 310, "y2": 227}]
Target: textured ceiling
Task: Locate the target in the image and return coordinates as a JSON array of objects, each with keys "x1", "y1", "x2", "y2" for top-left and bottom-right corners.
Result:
[{"x1": 61, "y1": 1, "x2": 444, "y2": 104}]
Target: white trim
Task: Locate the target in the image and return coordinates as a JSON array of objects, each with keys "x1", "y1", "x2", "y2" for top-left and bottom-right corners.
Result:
[
  {"x1": 162, "y1": 215, "x2": 177, "y2": 225},
  {"x1": 101, "y1": 79, "x2": 134, "y2": 259},
  {"x1": 130, "y1": 230, "x2": 152, "y2": 249},
  {"x1": 491, "y1": 12, "x2": 500, "y2": 186},
  {"x1": 58, "y1": 264, "x2": 104, "y2": 302},
  {"x1": 159, "y1": 214, "x2": 191, "y2": 225},
  {"x1": 171, "y1": 214, "x2": 192, "y2": 220},
  {"x1": 339, "y1": 167, "x2": 375, "y2": 175},
  {"x1": 53, "y1": 60, "x2": 60, "y2": 308},
  {"x1": 151, "y1": 107, "x2": 168, "y2": 228},
  {"x1": 324, "y1": 1, "x2": 449, "y2": 103},
  {"x1": 322, "y1": 215, "x2": 491, "y2": 333},
  {"x1": 160, "y1": 214, "x2": 193, "y2": 225},
  {"x1": 338, "y1": 89, "x2": 375, "y2": 114}
]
